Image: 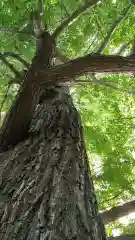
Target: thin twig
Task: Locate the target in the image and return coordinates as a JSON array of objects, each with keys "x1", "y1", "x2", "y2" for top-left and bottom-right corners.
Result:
[
  {"x1": 71, "y1": 77, "x2": 135, "y2": 96},
  {"x1": 129, "y1": 0, "x2": 135, "y2": 6},
  {"x1": 124, "y1": 116, "x2": 135, "y2": 120},
  {"x1": 0, "y1": 57, "x2": 21, "y2": 78},
  {"x1": 131, "y1": 34, "x2": 135, "y2": 56},
  {"x1": 97, "y1": 5, "x2": 131, "y2": 53},
  {"x1": 100, "y1": 190, "x2": 124, "y2": 205},
  {"x1": 84, "y1": 33, "x2": 99, "y2": 54},
  {"x1": 117, "y1": 40, "x2": 133, "y2": 55},
  {"x1": 0, "y1": 71, "x2": 12, "y2": 80},
  {"x1": 91, "y1": 75, "x2": 135, "y2": 95},
  {"x1": 95, "y1": 15, "x2": 104, "y2": 38},
  {"x1": 61, "y1": 1, "x2": 70, "y2": 17},
  {"x1": 0, "y1": 28, "x2": 19, "y2": 34},
  {"x1": 0, "y1": 23, "x2": 31, "y2": 35},
  {"x1": 53, "y1": 0, "x2": 101, "y2": 38},
  {"x1": 0, "y1": 52, "x2": 29, "y2": 68},
  {"x1": 0, "y1": 82, "x2": 12, "y2": 123},
  {"x1": 38, "y1": 0, "x2": 44, "y2": 16}
]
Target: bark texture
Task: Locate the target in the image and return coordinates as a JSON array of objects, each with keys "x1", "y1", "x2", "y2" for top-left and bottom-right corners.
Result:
[{"x1": 0, "y1": 89, "x2": 107, "y2": 240}]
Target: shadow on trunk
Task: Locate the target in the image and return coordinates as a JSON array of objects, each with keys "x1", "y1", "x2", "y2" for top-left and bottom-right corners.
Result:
[{"x1": 0, "y1": 89, "x2": 106, "y2": 239}]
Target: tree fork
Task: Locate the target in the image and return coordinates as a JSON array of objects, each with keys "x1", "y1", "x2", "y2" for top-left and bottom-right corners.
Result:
[{"x1": 0, "y1": 31, "x2": 55, "y2": 152}]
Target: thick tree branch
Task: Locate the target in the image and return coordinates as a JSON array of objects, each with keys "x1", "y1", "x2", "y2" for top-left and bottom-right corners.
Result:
[
  {"x1": 109, "y1": 234, "x2": 135, "y2": 240},
  {"x1": 53, "y1": 0, "x2": 101, "y2": 38},
  {"x1": 101, "y1": 199, "x2": 135, "y2": 225},
  {"x1": 1, "y1": 52, "x2": 135, "y2": 151},
  {"x1": 97, "y1": 5, "x2": 131, "y2": 53},
  {"x1": 0, "y1": 52, "x2": 29, "y2": 68},
  {"x1": 43, "y1": 55, "x2": 135, "y2": 85}
]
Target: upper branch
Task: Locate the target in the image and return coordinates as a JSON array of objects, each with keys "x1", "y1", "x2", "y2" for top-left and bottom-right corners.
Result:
[
  {"x1": 31, "y1": 11, "x2": 44, "y2": 38},
  {"x1": 97, "y1": 5, "x2": 131, "y2": 53},
  {"x1": 0, "y1": 57, "x2": 21, "y2": 78},
  {"x1": 38, "y1": 0, "x2": 44, "y2": 17},
  {"x1": 0, "y1": 52, "x2": 29, "y2": 68},
  {"x1": 118, "y1": 39, "x2": 133, "y2": 55},
  {"x1": 53, "y1": 0, "x2": 101, "y2": 38}
]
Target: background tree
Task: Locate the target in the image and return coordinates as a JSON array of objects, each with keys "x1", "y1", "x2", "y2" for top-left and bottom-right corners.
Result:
[{"x1": 0, "y1": 0, "x2": 135, "y2": 239}]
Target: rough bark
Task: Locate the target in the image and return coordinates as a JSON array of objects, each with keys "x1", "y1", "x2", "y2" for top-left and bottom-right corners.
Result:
[{"x1": 0, "y1": 89, "x2": 107, "y2": 240}]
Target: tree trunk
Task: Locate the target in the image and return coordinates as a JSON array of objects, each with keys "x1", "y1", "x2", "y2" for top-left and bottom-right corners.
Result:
[{"x1": 0, "y1": 88, "x2": 107, "y2": 240}]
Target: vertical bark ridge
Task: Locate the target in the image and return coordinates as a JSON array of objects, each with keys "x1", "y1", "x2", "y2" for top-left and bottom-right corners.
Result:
[{"x1": 0, "y1": 90, "x2": 107, "y2": 240}]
